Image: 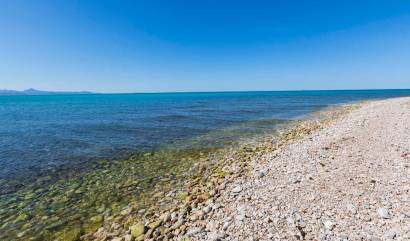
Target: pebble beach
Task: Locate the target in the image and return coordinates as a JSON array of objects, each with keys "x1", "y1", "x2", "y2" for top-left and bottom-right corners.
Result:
[{"x1": 86, "y1": 97, "x2": 410, "y2": 241}]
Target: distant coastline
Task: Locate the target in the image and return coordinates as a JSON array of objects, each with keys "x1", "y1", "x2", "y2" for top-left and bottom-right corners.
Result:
[{"x1": 0, "y1": 88, "x2": 93, "y2": 96}]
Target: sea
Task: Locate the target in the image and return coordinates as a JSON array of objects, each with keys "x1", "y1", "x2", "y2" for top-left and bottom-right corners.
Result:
[{"x1": 0, "y1": 89, "x2": 409, "y2": 240}]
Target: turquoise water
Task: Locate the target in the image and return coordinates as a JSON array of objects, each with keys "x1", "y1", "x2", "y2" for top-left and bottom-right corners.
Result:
[{"x1": 0, "y1": 89, "x2": 410, "y2": 240}]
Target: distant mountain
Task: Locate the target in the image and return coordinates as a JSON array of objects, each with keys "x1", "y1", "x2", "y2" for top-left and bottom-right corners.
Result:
[{"x1": 0, "y1": 88, "x2": 93, "y2": 96}]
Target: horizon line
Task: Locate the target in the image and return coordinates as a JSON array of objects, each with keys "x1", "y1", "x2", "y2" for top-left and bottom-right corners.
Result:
[{"x1": 2, "y1": 87, "x2": 410, "y2": 96}]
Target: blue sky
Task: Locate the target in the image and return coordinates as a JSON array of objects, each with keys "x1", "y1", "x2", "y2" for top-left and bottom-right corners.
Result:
[{"x1": 0, "y1": 0, "x2": 409, "y2": 93}]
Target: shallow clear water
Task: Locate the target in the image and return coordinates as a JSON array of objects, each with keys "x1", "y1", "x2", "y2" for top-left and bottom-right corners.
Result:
[{"x1": 0, "y1": 89, "x2": 409, "y2": 239}]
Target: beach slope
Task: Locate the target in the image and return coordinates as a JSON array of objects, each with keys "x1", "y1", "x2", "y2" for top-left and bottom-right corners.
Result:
[{"x1": 187, "y1": 97, "x2": 410, "y2": 240}]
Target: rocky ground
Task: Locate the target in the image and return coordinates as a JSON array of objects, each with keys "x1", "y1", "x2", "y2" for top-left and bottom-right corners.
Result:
[
  {"x1": 88, "y1": 97, "x2": 410, "y2": 241},
  {"x1": 183, "y1": 97, "x2": 410, "y2": 241}
]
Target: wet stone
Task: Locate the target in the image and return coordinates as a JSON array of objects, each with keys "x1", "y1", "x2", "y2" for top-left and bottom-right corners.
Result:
[{"x1": 130, "y1": 223, "x2": 148, "y2": 237}]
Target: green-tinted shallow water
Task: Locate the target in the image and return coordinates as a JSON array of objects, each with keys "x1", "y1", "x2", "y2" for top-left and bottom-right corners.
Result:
[
  {"x1": 0, "y1": 149, "x2": 215, "y2": 240},
  {"x1": 0, "y1": 118, "x2": 288, "y2": 240}
]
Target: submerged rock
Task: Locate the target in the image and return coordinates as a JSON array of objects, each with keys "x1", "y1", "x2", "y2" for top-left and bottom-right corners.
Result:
[
  {"x1": 55, "y1": 227, "x2": 82, "y2": 241},
  {"x1": 90, "y1": 215, "x2": 103, "y2": 223},
  {"x1": 15, "y1": 213, "x2": 29, "y2": 222},
  {"x1": 130, "y1": 223, "x2": 148, "y2": 237}
]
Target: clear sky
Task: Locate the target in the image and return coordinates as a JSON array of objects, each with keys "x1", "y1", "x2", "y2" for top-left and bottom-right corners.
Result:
[{"x1": 0, "y1": 1, "x2": 409, "y2": 93}]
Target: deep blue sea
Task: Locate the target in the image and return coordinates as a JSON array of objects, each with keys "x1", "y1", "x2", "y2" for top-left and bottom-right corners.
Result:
[
  {"x1": 1, "y1": 89, "x2": 410, "y2": 240},
  {"x1": 1, "y1": 90, "x2": 410, "y2": 186}
]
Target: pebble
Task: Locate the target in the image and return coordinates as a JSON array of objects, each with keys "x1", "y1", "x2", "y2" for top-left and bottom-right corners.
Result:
[
  {"x1": 346, "y1": 203, "x2": 357, "y2": 214},
  {"x1": 384, "y1": 229, "x2": 398, "y2": 239},
  {"x1": 231, "y1": 186, "x2": 242, "y2": 193},
  {"x1": 160, "y1": 212, "x2": 171, "y2": 222},
  {"x1": 222, "y1": 221, "x2": 231, "y2": 230},
  {"x1": 324, "y1": 220, "x2": 334, "y2": 230},
  {"x1": 170, "y1": 219, "x2": 185, "y2": 230},
  {"x1": 186, "y1": 227, "x2": 204, "y2": 237},
  {"x1": 377, "y1": 208, "x2": 390, "y2": 219},
  {"x1": 235, "y1": 214, "x2": 245, "y2": 221},
  {"x1": 256, "y1": 171, "x2": 266, "y2": 178},
  {"x1": 203, "y1": 206, "x2": 212, "y2": 214},
  {"x1": 111, "y1": 237, "x2": 124, "y2": 241}
]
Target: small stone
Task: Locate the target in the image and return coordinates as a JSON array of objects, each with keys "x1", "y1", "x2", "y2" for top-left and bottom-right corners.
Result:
[
  {"x1": 120, "y1": 207, "x2": 133, "y2": 216},
  {"x1": 189, "y1": 214, "x2": 199, "y2": 221},
  {"x1": 346, "y1": 204, "x2": 357, "y2": 214},
  {"x1": 55, "y1": 227, "x2": 82, "y2": 241},
  {"x1": 203, "y1": 206, "x2": 212, "y2": 214},
  {"x1": 170, "y1": 212, "x2": 178, "y2": 222},
  {"x1": 186, "y1": 227, "x2": 204, "y2": 237},
  {"x1": 15, "y1": 213, "x2": 29, "y2": 222},
  {"x1": 208, "y1": 231, "x2": 225, "y2": 240},
  {"x1": 97, "y1": 206, "x2": 106, "y2": 213},
  {"x1": 123, "y1": 234, "x2": 133, "y2": 241},
  {"x1": 16, "y1": 231, "x2": 26, "y2": 238},
  {"x1": 181, "y1": 204, "x2": 192, "y2": 215},
  {"x1": 286, "y1": 217, "x2": 295, "y2": 224},
  {"x1": 206, "y1": 221, "x2": 217, "y2": 232},
  {"x1": 339, "y1": 235, "x2": 349, "y2": 241},
  {"x1": 135, "y1": 235, "x2": 145, "y2": 241},
  {"x1": 144, "y1": 229, "x2": 154, "y2": 239},
  {"x1": 188, "y1": 209, "x2": 204, "y2": 222},
  {"x1": 148, "y1": 220, "x2": 162, "y2": 230},
  {"x1": 130, "y1": 223, "x2": 148, "y2": 237},
  {"x1": 170, "y1": 219, "x2": 185, "y2": 230},
  {"x1": 111, "y1": 237, "x2": 124, "y2": 241},
  {"x1": 205, "y1": 198, "x2": 214, "y2": 205},
  {"x1": 185, "y1": 195, "x2": 193, "y2": 202},
  {"x1": 256, "y1": 171, "x2": 265, "y2": 178},
  {"x1": 160, "y1": 212, "x2": 171, "y2": 223},
  {"x1": 324, "y1": 220, "x2": 334, "y2": 230},
  {"x1": 384, "y1": 229, "x2": 398, "y2": 239},
  {"x1": 222, "y1": 221, "x2": 231, "y2": 230},
  {"x1": 198, "y1": 192, "x2": 211, "y2": 202},
  {"x1": 90, "y1": 215, "x2": 103, "y2": 223},
  {"x1": 236, "y1": 214, "x2": 245, "y2": 221},
  {"x1": 377, "y1": 208, "x2": 390, "y2": 219},
  {"x1": 231, "y1": 186, "x2": 242, "y2": 193},
  {"x1": 213, "y1": 203, "x2": 221, "y2": 210}
]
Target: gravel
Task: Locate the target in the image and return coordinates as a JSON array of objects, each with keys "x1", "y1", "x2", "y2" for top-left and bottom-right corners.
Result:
[{"x1": 182, "y1": 97, "x2": 410, "y2": 241}]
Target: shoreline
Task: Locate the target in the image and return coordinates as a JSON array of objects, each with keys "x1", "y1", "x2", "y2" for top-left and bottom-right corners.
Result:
[
  {"x1": 86, "y1": 99, "x2": 367, "y2": 241},
  {"x1": 0, "y1": 101, "x2": 329, "y2": 240},
  {"x1": 175, "y1": 97, "x2": 409, "y2": 241}
]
